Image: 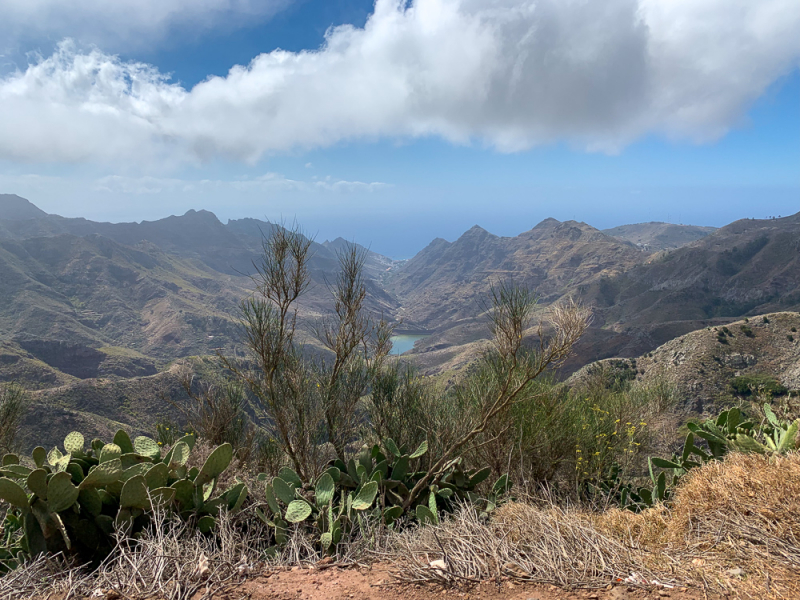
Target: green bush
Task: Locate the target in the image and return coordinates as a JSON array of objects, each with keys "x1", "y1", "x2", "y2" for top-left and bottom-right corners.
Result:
[
  {"x1": 0, "y1": 384, "x2": 27, "y2": 455},
  {"x1": 731, "y1": 374, "x2": 788, "y2": 397},
  {"x1": 739, "y1": 325, "x2": 755, "y2": 338},
  {"x1": 0, "y1": 430, "x2": 243, "y2": 570}
]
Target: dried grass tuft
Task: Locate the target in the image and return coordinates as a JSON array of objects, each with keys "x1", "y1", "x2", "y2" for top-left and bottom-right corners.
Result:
[
  {"x1": 591, "y1": 452, "x2": 800, "y2": 599},
  {"x1": 0, "y1": 506, "x2": 271, "y2": 600},
  {"x1": 659, "y1": 451, "x2": 800, "y2": 599},
  {"x1": 388, "y1": 501, "x2": 666, "y2": 589},
  {"x1": 390, "y1": 453, "x2": 800, "y2": 598}
]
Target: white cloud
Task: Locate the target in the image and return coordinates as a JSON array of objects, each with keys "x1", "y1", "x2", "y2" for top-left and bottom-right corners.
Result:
[
  {"x1": 0, "y1": 0, "x2": 292, "y2": 53},
  {"x1": 0, "y1": 0, "x2": 798, "y2": 165}
]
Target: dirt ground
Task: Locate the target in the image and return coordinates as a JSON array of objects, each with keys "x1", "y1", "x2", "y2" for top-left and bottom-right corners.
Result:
[{"x1": 226, "y1": 565, "x2": 718, "y2": 600}]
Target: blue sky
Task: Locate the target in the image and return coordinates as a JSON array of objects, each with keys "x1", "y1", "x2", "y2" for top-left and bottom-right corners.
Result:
[{"x1": 0, "y1": 0, "x2": 798, "y2": 257}]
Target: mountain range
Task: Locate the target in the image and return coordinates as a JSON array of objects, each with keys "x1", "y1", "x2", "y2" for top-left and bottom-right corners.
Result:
[{"x1": 1, "y1": 193, "x2": 798, "y2": 448}]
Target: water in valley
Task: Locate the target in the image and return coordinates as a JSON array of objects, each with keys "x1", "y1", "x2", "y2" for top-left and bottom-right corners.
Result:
[{"x1": 389, "y1": 334, "x2": 430, "y2": 355}]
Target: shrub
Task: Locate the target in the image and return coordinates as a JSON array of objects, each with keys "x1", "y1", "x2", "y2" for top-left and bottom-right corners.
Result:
[
  {"x1": 0, "y1": 385, "x2": 26, "y2": 455},
  {"x1": 473, "y1": 371, "x2": 674, "y2": 494},
  {"x1": 730, "y1": 374, "x2": 788, "y2": 397},
  {"x1": 224, "y1": 225, "x2": 590, "y2": 512},
  {"x1": 740, "y1": 324, "x2": 755, "y2": 337}
]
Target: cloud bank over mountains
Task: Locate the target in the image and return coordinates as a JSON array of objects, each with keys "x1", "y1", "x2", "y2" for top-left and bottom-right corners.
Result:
[{"x1": 1, "y1": 0, "x2": 798, "y2": 166}]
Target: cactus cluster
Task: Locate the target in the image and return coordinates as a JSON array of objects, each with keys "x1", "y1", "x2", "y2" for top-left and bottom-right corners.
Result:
[
  {"x1": 0, "y1": 429, "x2": 245, "y2": 569},
  {"x1": 256, "y1": 439, "x2": 510, "y2": 553}
]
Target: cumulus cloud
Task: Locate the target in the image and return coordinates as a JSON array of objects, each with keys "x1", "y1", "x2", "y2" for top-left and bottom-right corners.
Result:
[
  {"x1": 0, "y1": 0, "x2": 798, "y2": 165},
  {"x1": 0, "y1": 0, "x2": 292, "y2": 53}
]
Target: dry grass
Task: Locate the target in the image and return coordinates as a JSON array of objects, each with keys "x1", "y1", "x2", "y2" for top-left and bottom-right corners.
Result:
[
  {"x1": 595, "y1": 452, "x2": 800, "y2": 599},
  {"x1": 0, "y1": 502, "x2": 392, "y2": 600},
  {"x1": 390, "y1": 453, "x2": 800, "y2": 599},
  {"x1": 387, "y1": 502, "x2": 668, "y2": 589},
  {"x1": 664, "y1": 452, "x2": 800, "y2": 599},
  {"x1": 0, "y1": 506, "x2": 270, "y2": 600}
]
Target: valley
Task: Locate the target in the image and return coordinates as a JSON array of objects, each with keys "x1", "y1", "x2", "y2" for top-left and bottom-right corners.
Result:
[{"x1": 1, "y1": 193, "x2": 798, "y2": 449}]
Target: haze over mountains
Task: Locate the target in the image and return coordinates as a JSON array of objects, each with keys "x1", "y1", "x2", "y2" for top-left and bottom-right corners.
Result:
[{"x1": 1, "y1": 193, "x2": 798, "y2": 448}]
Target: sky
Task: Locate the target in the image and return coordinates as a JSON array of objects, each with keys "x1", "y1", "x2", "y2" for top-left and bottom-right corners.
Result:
[{"x1": 0, "y1": 0, "x2": 798, "y2": 258}]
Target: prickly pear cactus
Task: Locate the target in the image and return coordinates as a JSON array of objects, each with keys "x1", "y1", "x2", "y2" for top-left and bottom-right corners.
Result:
[{"x1": 0, "y1": 429, "x2": 244, "y2": 569}]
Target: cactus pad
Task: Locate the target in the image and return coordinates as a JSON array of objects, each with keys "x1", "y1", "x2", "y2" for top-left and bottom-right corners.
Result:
[
  {"x1": 48, "y1": 472, "x2": 80, "y2": 512},
  {"x1": 278, "y1": 467, "x2": 302, "y2": 487},
  {"x1": 415, "y1": 504, "x2": 435, "y2": 525},
  {"x1": 145, "y1": 463, "x2": 169, "y2": 489},
  {"x1": 65, "y1": 462, "x2": 84, "y2": 484},
  {"x1": 410, "y1": 440, "x2": 428, "y2": 459},
  {"x1": 0, "y1": 477, "x2": 28, "y2": 508},
  {"x1": 271, "y1": 477, "x2": 295, "y2": 505},
  {"x1": 384, "y1": 438, "x2": 401, "y2": 457},
  {"x1": 170, "y1": 479, "x2": 194, "y2": 509},
  {"x1": 352, "y1": 481, "x2": 378, "y2": 511},
  {"x1": 115, "y1": 508, "x2": 133, "y2": 532},
  {"x1": 167, "y1": 441, "x2": 190, "y2": 467},
  {"x1": 27, "y1": 469, "x2": 48, "y2": 499},
  {"x1": 113, "y1": 430, "x2": 135, "y2": 454},
  {"x1": 265, "y1": 483, "x2": 281, "y2": 514},
  {"x1": 2, "y1": 464, "x2": 32, "y2": 478},
  {"x1": 320, "y1": 531, "x2": 333, "y2": 550},
  {"x1": 150, "y1": 487, "x2": 176, "y2": 508},
  {"x1": 198, "y1": 515, "x2": 216, "y2": 533},
  {"x1": 78, "y1": 487, "x2": 103, "y2": 517},
  {"x1": 285, "y1": 499, "x2": 312, "y2": 523},
  {"x1": 121, "y1": 475, "x2": 150, "y2": 510},
  {"x1": 53, "y1": 454, "x2": 72, "y2": 474},
  {"x1": 80, "y1": 458, "x2": 122, "y2": 488},
  {"x1": 31, "y1": 446, "x2": 47, "y2": 469},
  {"x1": 315, "y1": 473, "x2": 335, "y2": 507},
  {"x1": 195, "y1": 443, "x2": 233, "y2": 487},
  {"x1": 224, "y1": 482, "x2": 248, "y2": 513},
  {"x1": 133, "y1": 436, "x2": 161, "y2": 460},
  {"x1": 63, "y1": 432, "x2": 84, "y2": 454},
  {"x1": 47, "y1": 447, "x2": 63, "y2": 467},
  {"x1": 121, "y1": 463, "x2": 151, "y2": 482},
  {"x1": 99, "y1": 443, "x2": 122, "y2": 463},
  {"x1": 2, "y1": 454, "x2": 19, "y2": 466}
]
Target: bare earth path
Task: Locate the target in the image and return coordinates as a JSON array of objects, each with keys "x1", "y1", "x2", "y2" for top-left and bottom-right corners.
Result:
[{"x1": 227, "y1": 565, "x2": 715, "y2": 600}]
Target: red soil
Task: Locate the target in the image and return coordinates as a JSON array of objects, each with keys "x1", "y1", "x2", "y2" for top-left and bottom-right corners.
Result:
[{"x1": 228, "y1": 565, "x2": 717, "y2": 600}]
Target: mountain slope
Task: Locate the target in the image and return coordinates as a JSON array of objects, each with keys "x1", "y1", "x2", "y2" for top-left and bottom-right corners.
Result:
[
  {"x1": 386, "y1": 219, "x2": 644, "y2": 327},
  {"x1": 603, "y1": 222, "x2": 716, "y2": 251},
  {"x1": 568, "y1": 311, "x2": 800, "y2": 417},
  {"x1": 588, "y1": 214, "x2": 800, "y2": 329},
  {"x1": 0, "y1": 233, "x2": 249, "y2": 363}
]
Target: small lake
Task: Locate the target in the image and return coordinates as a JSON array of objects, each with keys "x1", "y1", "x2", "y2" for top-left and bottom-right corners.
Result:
[{"x1": 390, "y1": 334, "x2": 430, "y2": 355}]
